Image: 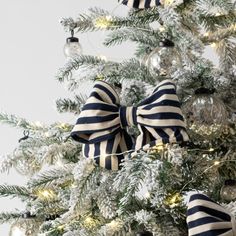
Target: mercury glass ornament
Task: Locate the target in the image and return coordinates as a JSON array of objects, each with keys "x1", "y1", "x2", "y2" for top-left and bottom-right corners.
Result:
[
  {"x1": 145, "y1": 39, "x2": 180, "y2": 78},
  {"x1": 9, "y1": 219, "x2": 42, "y2": 236},
  {"x1": 64, "y1": 30, "x2": 82, "y2": 58},
  {"x1": 220, "y1": 180, "x2": 236, "y2": 201},
  {"x1": 183, "y1": 89, "x2": 228, "y2": 140}
]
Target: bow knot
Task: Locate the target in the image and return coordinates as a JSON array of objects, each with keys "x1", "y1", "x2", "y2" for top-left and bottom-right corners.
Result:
[
  {"x1": 71, "y1": 80, "x2": 189, "y2": 170},
  {"x1": 119, "y1": 106, "x2": 138, "y2": 128}
]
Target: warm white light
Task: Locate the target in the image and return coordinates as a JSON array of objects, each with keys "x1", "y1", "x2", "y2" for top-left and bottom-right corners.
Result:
[
  {"x1": 34, "y1": 121, "x2": 43, "y2": 127},
  {"x1": 159, "y1": 26, "x2": 166, "y2": 32},
  {"x1": 214, "y1": 161, "x2": 220, "y2": 166},
  {"x1": 210, "y1": 42, "x2": 217, "y2": 48},
  {"x1": 11, "y1": 226, "x2": 25, "y2": 236},
  {"x1": 98, "y1": 55, "x2": 107, "y2": 61}
]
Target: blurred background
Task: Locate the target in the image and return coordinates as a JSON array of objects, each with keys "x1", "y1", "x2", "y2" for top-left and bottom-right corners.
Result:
[{"x1": 0, "y1": 1, "x2": 217, "y2": 235}]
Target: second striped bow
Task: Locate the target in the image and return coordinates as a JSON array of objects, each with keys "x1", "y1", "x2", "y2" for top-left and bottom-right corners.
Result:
[
  {"x1": 71, "y1": 79, "x2": 189, "y2": 170},
  {"x1": 187, "y1": 193, "x2": 236, "y2": 236},
  {"x1": 119, "y1": 0, "x2": 162, "y2": 8}
]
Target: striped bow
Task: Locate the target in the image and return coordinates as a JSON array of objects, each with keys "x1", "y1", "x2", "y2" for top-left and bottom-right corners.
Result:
[
  {"x1": 71, "y1": 79, "x2": 189, "y2": 170},
  {"x1": 187, "y1": 193, "x2": 236, "y2": 236},
  {"x1": 119, "y1": 0, "x2": 162, "y2": 9}
]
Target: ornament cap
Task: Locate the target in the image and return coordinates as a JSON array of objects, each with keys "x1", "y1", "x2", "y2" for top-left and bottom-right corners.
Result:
[
  {"x1": 194, "y1": 87, "x2": 215, "y2": 95},
  {"x1": 137, "y1": 231, "x2": 153, "y2": 236},
  {"x1": 225, "y1": 180, "x2": 236, "y2": 186},
  {"x1": 159, "y1": 39, "x2": 175, "y2": 47},
  {"x1": 66, "y1": 36, "x2": 79, "y2": 43}
]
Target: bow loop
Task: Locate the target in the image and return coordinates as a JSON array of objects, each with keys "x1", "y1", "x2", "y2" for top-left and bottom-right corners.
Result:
[{"x1": 187, "y1": 193, "x2": 236, "y2": 236}]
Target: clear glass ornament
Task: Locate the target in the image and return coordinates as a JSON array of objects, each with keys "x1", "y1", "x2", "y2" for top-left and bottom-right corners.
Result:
[
  {"x1": 145, "y1": 39, "x2": 180, "y2": 78},
  {"x1": 183, "y1": 92, "x2": 228, "y2": 140},
  {"x1": 220, "y1": 180, "x2": 236, "y2": 201},
  {"x1": 9, "y1": 219, "x2": 42, "y2": 236},
  {"x1": 64, "y1": 30, "x2": 82, "y2": 58}
]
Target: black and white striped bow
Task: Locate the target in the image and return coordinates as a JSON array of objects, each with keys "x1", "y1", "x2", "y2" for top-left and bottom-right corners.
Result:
[
  {"x1": 71, "y1": 79, "x2": 189, "y2": 170},
  {"x1": 119, "y1": 0, "x2": 162, "y2": 9},
  {"x1": 187, "y1": 193, "x2": 236, "y2": 236}
]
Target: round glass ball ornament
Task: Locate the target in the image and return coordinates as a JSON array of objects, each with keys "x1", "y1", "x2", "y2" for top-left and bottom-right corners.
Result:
[
  {"x1": 220, "y1": 180, "x2": 236, "y2": 201},
  {"x1": 183, "y1": 89, "x2": 228, "y2": 140},
  {"x1": 145, "y1": 39, "x2": 180, "y2": 78},
  {"x1": 9, "y1": 219, "x2": 42, "y2": 236},
  {"x1": 64, "y1": 30, "x2": 82, "y2": 58}
]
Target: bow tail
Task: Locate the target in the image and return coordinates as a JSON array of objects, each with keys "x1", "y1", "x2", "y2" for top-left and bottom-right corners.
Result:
[
  {"x1": 83, "y1": 130, "x2": 133, "y2": 170},
  {"x1": 187, "y1": 194, "x2": 236, "y2": 236}
]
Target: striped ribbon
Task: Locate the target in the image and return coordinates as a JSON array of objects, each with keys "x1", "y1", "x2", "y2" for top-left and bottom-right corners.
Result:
[
  {"x1": 119, "y1": 0, "x2": 162, "y2": 8},
  {"x1": 187, "y1": 193, "x2": 236, "y2": 236},
  {"x1": 71, "y1": 79, "x2": 189, "y2": 170}
]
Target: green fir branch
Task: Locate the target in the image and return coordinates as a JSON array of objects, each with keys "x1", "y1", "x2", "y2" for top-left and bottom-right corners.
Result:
[
  {"x1": 0, "y1": 212, "x2": 22, "y2": 224},
  {"x1": 104, "y1": 28, "x2": 160, "y2": 48},
  {"x1": 29, "y1": 164, "x2": 75, "y2": 189},
  {"x1": 0, "y1": 113, "x2": 46, "y2": 131},
  {"x1": 56, "y1": 55, "x2": 118, "y2": 82},
  {"x1": 56, "y1": 94, "x2": 86, "y2": 114},
  {"x1": 0, "y1": 185, "x2": 33, "y2": 199},
  {"x1": 216, "y1": 38, "x2": 236, "y2": 72}
]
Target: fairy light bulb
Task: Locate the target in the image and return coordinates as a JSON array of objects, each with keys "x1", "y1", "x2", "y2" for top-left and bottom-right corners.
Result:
[
  {"x1": 64, "y1": 30, "x2": 82, "y2": 58},
  {"x1": 211, "y1": 42, "x2": 217, "y2": 48},
  {"x1": 10, "y1": 226, "x2": 25, "y2": 236}
]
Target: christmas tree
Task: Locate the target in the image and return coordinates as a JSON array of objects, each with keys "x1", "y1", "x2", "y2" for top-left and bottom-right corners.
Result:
[{"x1": 0, "y1": 0, "x2": 236, "y2": 235}]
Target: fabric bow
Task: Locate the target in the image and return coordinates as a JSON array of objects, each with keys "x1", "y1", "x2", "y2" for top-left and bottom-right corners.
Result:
[
  {"x1": 119, "y1": 0, "x2": 162, "y2": 9},
  {"x1": 71, "y1": 79, "x2": 189, "y2": 170},
  {"x1": 187, "y1": 193, "x2": 236, "y2": 236}
]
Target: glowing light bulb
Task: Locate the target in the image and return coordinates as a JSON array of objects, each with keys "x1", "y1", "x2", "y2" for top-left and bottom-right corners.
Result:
[
  {"x1": 34, "y1": 121, "x2": 43, "y2": 128},
  {"x1": 94, "y1": 15, "x2": 113, "y2": 28},
  {"x1": 98, "y1": 55, "x2": 107, "y2": 61},
  {"x1": 209, "y1": 148, "x2": 214, "y2": 152},
  {"x1": 214, "y1": 161, "x2": 220, "y2": 166},
  {"x1": 204, "y1": 32, "x2": 210, "y2": 37},
  {"x1": 211, "y1": 42, "x2": 217, "y2": 48},
  {"x1": 159, "y1": 26, "x2": 166, "y2": 32},
  {"x1": 11, "y1": 226, "x2": 25, "y2": 236},
  {"x1": 37, "y1": 189, "x2": 56, "y2": 200},
  {"x1": 44, "y1": 132, "x2": 50, "y2": 137}
]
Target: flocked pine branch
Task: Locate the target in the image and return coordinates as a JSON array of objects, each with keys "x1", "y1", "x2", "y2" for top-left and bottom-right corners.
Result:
[
  {"x1": 0, "y1": 113, "x2": 47, "y2": 131},
  {"x1": 0, "y1": 212, "x2": 23, "y2": 224},
  {"x1": 56, "y1": 94, "x2": 87, "y2": 114},
  {"x1": 104, "y1": 27, "x2": 160, "y2": 48},
  {"x1": 0, "y1": 185, "x2": 33, "y2": 199},
  {"x1": 29, "y1": 164, "x2": 75, "y2": 189}
]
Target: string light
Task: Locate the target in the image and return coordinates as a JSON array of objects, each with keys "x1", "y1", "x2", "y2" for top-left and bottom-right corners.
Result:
[
  {"x1": 164, "y1": 192, "x2": 182, "y2": 208},
  {"x1": 11, "y1": 226, "x2": 25, "y2": 236},
  {"x1": 159, "y1": 26, "x2": 166, "y2": 32},
  {"x1": 214, "y1": 160, "x2": 220, "y2": 166},
  {"x1": 210, "y1": 42, "x2": 217, "y2": 48},
  {"x1": 34, "y1": 121, "x2": 43, "y2": 128},
  {"x1": 83, "y1": 216, "x2": 98, "y2": 228},
  {"x1": 97, "y1": 54, "x2": 108, "y2": 61},
  {"x1": 44, "y1": 132, "x2": 50, "y2": 138},
  {"x1": 37, "y1": 189, "x2": 56, "y2": 200},
  {"x1": 208, "y1": 148, "x2": 214, "y2": 152},
  {"x1": 57, "y1": 225, "x2": 64, "y2": 231},
  {"x1": 204, "y1": 32, "x2": 210, "y2": 37},
  {"x1": 94, "y1": 15, "x2": 113, "y2": 28},
  {"x1": 144, "y1": 191, "x2": 151, "y2": 199}
]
